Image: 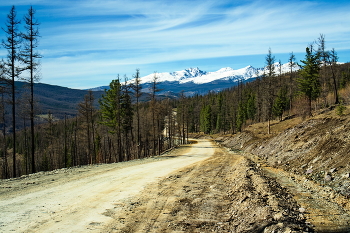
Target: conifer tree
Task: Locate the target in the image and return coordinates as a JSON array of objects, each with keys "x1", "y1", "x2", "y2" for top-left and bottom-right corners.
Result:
[
  {"x1": 150, "y1": 73, "x2": 160, "y2": 154},
  {"x1": 327, "y1": 48, "x2": 339, "y2": 104},
  {"x1": 120, "y1": 77, "x2": 133, "y2": 160},
  {"x1": 272, "y1": 87, "x2": 288, "y2": 121},
  {"x1": 2, "y1": 6, "x2": 21, "y2": 177},
  {"x1": 246, "y1": 92, "x2": 256, "y2": 120},
  {"x1": 99, "y1": 79, "x2": 121, "y2": 132},
  {"x1": 264, "y1": 48, "x2": 275, "y2": 134},
  {"x1": 288, "y1": 52, "x2": 297, "y2": 113},
  {"x1": 78, "y1": 90, "x2": 96, "y2": 164},
  {"x1": 98, "y1": 78, "x2": 123, "y2": 160},
  {"x1": 20, "y1": 6, "x2": 41, "y2": 173},
  {"x1": 132, "y1": 69, "x2": 142, "y2": 158},
  {"x1": 236, "y1": 102, "x2": 245, "y2": 132},
  {"x1": 200, "y1": 105, "x2": 211, "y2": 134},
  {"x1": 297, "y1": 47, "x2": 321, "y2": 116}
]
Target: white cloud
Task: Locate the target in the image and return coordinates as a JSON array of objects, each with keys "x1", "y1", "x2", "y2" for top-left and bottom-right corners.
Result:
[{"x1": 1, "y1": 0, "x2": 350, "y2": 88}]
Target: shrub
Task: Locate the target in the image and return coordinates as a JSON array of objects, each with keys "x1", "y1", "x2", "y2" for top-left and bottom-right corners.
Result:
[{"x1": 336, "y1": 104, "x2": 346, "y2": 116}]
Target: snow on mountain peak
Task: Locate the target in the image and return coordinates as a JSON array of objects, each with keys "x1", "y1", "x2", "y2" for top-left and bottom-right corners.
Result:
[
  {"x1": 184, "y1": 67, "x2": 206, "y2": 77},
  {"x1": 137, "y1": 66, "x2": 261, "y2": 85},
  {"x1": 217, "y1": 67, "x2": 234, "y2": 73},
  {"x1": 126, "y1": 62, "x2": 301, "y2": 87}
]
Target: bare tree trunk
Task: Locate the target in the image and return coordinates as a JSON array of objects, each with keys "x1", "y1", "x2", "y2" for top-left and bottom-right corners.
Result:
[{"x1": 1, "y1": 93, "x2": 9, "y2": 178}]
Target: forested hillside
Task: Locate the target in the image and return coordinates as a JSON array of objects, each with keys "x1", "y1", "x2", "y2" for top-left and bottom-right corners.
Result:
[
  {"x1": 11, "y1": 81, "x2": 104, "y2": 120},
  {"x1": 1, "y1": 32, "x2": 350, "y2": 179}
]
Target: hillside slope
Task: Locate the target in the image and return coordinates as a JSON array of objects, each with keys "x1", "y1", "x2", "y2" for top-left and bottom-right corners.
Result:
[
  {"x1": 3, "y1": 82, "x2": 104, "y2": 121},
  {"x1": 215, "y1": 106, "x2": 350, "y2": 231},
  {"x1": 217, "y1": 106, "x2": 350, "y2": 194}
]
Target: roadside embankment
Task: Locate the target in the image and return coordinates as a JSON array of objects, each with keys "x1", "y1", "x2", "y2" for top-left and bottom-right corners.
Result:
[{"x1": 214, "y1": 107, "x2": 350, "y2": 232}]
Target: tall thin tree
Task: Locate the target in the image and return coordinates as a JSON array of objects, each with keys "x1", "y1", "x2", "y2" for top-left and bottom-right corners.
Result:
[
  {"x1": 150, "y1": 73, "x2": 160, "y2": 155},
  {"x1": 264, "y1": 48, "x2": 275, "y2": 134},
  {"x1": 2, "y1": 6, "x2": 21, "y2": 177},
  {"x1": 20, "y1": 6, "x2": 41, "y2": 174},
  {"x1": 327, "y1": 48, "x2": 339, "y2": 104},
  {"x1": 288, "y1": 52, "x2": 296, "y2": 113},
  {"x1": 78, "y1": 90, "x2": 96, "y2": 164},
  {"x1": 132, "y1": 69, "x2": 142, "y2": 158},
  {"x1": 99, "y1": 78, "x2": 123, "y2": 161}
]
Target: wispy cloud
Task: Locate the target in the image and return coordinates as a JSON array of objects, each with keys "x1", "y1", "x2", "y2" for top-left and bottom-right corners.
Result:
[{"x1": 1, "y1": 0, "x2": 350, "y2": 88}]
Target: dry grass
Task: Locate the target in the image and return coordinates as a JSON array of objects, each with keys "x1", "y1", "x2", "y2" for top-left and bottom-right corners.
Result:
[
  {"x1": 339, "y1": 85, "x2": 350, "y2": 104},
  {"x1": 243, "y1": 116, "x2": 303, "y2": 139}
]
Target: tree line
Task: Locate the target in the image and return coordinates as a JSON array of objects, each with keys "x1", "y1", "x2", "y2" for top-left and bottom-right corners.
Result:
[
  {"x1": 1, "y1": 68, "x2": 189, "y2": 178},
  {"x1": 0, "y1": 6, "x2": 349, "y2": 179},
  {"x1": 183, "y1": 35, "x2": 350, "y2": 136}
]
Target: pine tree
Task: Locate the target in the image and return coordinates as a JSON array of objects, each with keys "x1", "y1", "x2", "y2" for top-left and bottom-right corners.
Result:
[
  {"x1": 246, "y1": 92, "x2": 256, "y2": 120},
  {"x1": 78, "y1": 90, "x2": 96, "y2": 164},
  {"x1": 297, "y1": 47, "x2": 321, "y2": 116},
  {"x1": 288, "y1": 52, "x2": 297, "y2": 114},
  {"x1": 2, "y1": 6, "x2": 22, "y2": 177},
  {"x1": 20, "y1": 6, "x2": 41, "y2": 174},
  {"x1": 272, "y1": 87, "x2": 288, "y2": 121},
  {"x1": 98, "y1": 79, "x2": 123, "y2": 161},
  {"x1": 99, "y1": 79, "x2": 122, "y2": 133},
  {"x1": 264, "y1": 48, "x2": 275, "y2": 134},
  {"x1": 132, "y1": 69, "x2": 142, "y2": 158},
  {"x1": 200, "y1": 105, "x2": 211, "y2": 134},
  {"x1": 326, "y1": 48, "x2": 339, "y2": 104},
  {"x1": 120, "y1": 77, "x2": 133, "y2": 160},
  {"x1": 236, "y1": 102, "x2": 245, "y2": 132},
  {"x1": 150, "y1": 73, "x2": 160, "y2": 154}
]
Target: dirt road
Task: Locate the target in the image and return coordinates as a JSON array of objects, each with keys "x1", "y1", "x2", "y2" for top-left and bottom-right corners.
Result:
[
  {"x1": 0, "y1": 140, "x2": 213, "y2": 232},
  {"x1": 1, "y1": 139, "x2": 310, "y2": 232}
]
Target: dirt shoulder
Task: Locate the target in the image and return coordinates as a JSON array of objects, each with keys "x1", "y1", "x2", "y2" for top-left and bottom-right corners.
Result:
[{"x1": 103, "y1": 143, "x2": 309, "y2": 233}]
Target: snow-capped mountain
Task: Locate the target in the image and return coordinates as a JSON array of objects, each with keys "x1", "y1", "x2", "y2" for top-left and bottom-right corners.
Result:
[
  {"x1": 139, "y1": 66, "x2": 256, "y2": 85},
  {"x1": 89, "y1": 62, "x2": 300, "y2": 96}
]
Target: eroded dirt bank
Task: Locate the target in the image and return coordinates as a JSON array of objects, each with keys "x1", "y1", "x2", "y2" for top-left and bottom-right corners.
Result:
[
  {"x1": 1, "y1": 139, "x2": 310, "y2": 232},
  {"x1": 215, "y1": 110, "x2": 350, "y2": 232}
]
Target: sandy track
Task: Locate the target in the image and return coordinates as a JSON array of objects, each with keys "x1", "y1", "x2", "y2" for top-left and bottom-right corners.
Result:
[{"x1": 0, "y1": 140, "x2": 214, "y2": 233}]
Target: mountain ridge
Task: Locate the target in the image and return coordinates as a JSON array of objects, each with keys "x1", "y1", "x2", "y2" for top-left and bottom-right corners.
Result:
[{"x1": 89, "y1": 62, "x2": 300, "y2": 96}]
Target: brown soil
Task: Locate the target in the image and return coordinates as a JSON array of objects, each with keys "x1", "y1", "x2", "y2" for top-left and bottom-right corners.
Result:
[
  {"x1": 103, "y1": 145, "x2": 310, "y2": 233},
  {"x1": 216, "y1": 106, "x2": 350, "y2": 232}
]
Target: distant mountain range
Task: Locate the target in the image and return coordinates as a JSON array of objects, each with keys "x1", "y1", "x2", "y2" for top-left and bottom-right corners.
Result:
[
  {"x1": 89, "y1": 63, "x2": 300, "y2": 96},
  {"x1": 2, "y1": 63, "x2": 298, "y2": 124}
]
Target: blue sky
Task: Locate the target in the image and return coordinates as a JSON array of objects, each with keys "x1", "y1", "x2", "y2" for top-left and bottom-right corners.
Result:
[{"x1": 0, "y1": 0, "x2": 349, "y2": 89}]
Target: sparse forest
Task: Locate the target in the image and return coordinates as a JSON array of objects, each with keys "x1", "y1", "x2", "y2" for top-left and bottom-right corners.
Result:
[{"x1": 1, "y1": 6, "x2": 350, "y2": 179}]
